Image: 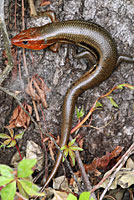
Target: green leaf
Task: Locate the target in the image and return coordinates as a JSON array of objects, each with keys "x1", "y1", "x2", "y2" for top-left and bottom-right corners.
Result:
[
  {"x1": 61, "y1": 145, "x2": 67, "y2": 151},
  {"x1": 7, "y1": 140, "x2": 16, "y2": 147},
  {"x1": 69, "y1": 149, "x2": 75, "y2": 166},
  {"x1": 0, "y1": 176, "x2": 14, "y2": 186},
  {"x1": 0, "y1": 165, "x2": 13, "y2": 177},
  {"x1": 17, "y1": 159, "x2": 37, "y2": 178},
  {"x1": 14, "y1": 131, "x2": 24, "y2": 139},
  {"x1": 9, "y1": 129, "x2": 14, "y2": 138},
  {"x1": 79, "y1": 192, "x2": 91, "y2": 200},
  {"x1": 17, "y1": 181, "x2": 29, "y2": 199},
  {"x1": 3, "y1": 139, "x2": 11, "y2": 145},
  {"x1": 107, "y1": 96, "x2": 118, "y2": 108},
  {"x1": 75, "y1": 106, "x2": 84, "y2": 119},
  {"x1": 70, "y1": 146, "x2": 83, "y2": 151},
  {"x1": 0, "y1": 134, "x2": 10, "y2": 139},
  {"x1": 68, "y1": 139, "x2": 76, "y2": 147},
  {"x1": 1, "y1": 181, "x2": 16, "y2": 200},
  {"x1": 62, "y1": 149, "x2": 69, "y2": 162},
  {"x1": 95, "y1": 102, "x2": 103, "y2": 108},
  {"x1": 18, "y1": 179, "x2": 44, "y2": 197},
  {"x1": 0, "y1": 143, "x2": 6, "y2": 148},
  {"x1": 67, "y1": 193, "x2": 77, "y2": 200}
]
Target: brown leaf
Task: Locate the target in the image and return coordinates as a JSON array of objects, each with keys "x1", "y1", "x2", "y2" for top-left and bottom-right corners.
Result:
[
  {"x1": 85, "y1": 146, "x2": 123, "y2": 172},
  {"x1": 40, "y1": 0, "x2": 51, "y2": 6},
  {"x1": 70, "y1": 146, "x2": 123, "y2": 186},
  {"x1": 26, "y1": 74, "x2": 50, "y2": 108},
  {"x1": 6, "y1": 102, "x2": 32, "y2": 129},
  {"x1": 110, "y1": 146, "x2": 124, "y2": 158}
]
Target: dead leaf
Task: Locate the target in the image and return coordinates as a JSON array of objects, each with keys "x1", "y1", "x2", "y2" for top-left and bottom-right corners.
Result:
[
  {"x1": 26, "y1": 74, "x2": 50, "y2": 108},
  {"x1": 100, "y1": 156, "x2": 134, "y2": 189},
  {"x1": 85, "y1": 146, "x2": 123, "y2": 172},
  {"x1": 26, "y1": 140, "x2": 43, "y2": 171},
  {"x1": 45, "y1": 188, "x2": 68, "y2": 200},
  {"x1": 126, "y1": 158, "x2": 134, "y2": 168},
  {"x1": 118, "y1": 168, "x2": 134, "y2": 188},
  {"x1": 100, "y1": 168, "x2": 134, "y2": 189},
  {"x1": 6, "y1": 102, "x2": 32, "y2": 129},
  {"x1": 69, "y1": 146, "x2": 123, "y2": 186},
  {"x1": 53, "y1": 176, "x2": 72, "y2": 192},
  {"x1": 11, "y1": 151, "x2": 24, "y2": 168}
]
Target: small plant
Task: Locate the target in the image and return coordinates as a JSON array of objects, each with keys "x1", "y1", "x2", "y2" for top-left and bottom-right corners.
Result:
[
  {"x1": 61, "y1": 139, "x2": 83, "y2": 166},
  {"x1": 0, "y1": 128, "x2": 24, "y2": 160},
  {"x1": 67, "y1": 191, "x2": 95, "y2": 200},
  {"x1": 0, "y1": 159, "x2": 44, "y2": 200},
  {"x1": 107, "y1": 96, "x2": 118, "y2": 108},
  {"x1": 0, "y1": 128, "x2": 24, "y2": 148},
  {"x1": 75, "y1": 106, "x2": 85, "y2": 119}
]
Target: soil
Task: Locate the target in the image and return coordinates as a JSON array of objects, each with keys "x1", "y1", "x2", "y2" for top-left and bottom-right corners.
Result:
[{"x1": 0, "y1": 0, "x2": 134, "y2": 199}]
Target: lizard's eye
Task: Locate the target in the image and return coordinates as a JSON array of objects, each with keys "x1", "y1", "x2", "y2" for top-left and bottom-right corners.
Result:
[{"x1": 22, "y1": 41, "x2": 28, "y2": 44}]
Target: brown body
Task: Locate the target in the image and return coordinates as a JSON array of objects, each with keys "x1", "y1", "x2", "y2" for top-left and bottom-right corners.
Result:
[{"x1": 11, "y1": 20, "x2": 134, "y2": 188}]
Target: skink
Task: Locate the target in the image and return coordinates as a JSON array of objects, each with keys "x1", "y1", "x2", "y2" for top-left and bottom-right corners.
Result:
[{"x1": 11, "y1": 19, "x2": 134, "y2": 188}]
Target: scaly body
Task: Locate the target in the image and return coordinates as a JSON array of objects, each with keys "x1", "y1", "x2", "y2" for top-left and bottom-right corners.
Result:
[{"x1": 11, "y1": 20, "x2": 134, "y2": 188}]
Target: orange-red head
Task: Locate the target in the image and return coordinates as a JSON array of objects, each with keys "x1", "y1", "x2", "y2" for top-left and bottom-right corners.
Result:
[{"x1": 11, "y1": 27, "x2": 51, "y2": 50}]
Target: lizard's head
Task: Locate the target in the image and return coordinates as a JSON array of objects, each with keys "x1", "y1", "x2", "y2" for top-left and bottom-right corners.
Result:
[{"x1": 11, "y1": 27, "x2": 51, "y2": 50}]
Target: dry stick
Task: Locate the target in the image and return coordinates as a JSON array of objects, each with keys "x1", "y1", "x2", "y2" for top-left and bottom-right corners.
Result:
[
  {"x1": 0, "y1": 85, "x2": 81, "y2": 193},
  {"x1": 28, "y1": 0, "x2": 37, "y2": 16},
  {"x1": 21, "y1": 0, "x2": 40, "y2": 122},
  {"x1": 69, "y1": 135, "x2": 97, "y2": 200},
  {"x1": 91, "y1": 143, "x2": 134, "y2": 195},
  {"x1": 99, "y1": 143, "x2": 134, "y2": 200},
  {"x1": 21, "y1": 0, "x2": 25, "y2": 29},
  {"x1": 71, "y1": 85, "x2": 127, "y2": 134},
  {"x1": 0, "y1": 0, "x2": 14, "y2": 85},
  {"x1": 22, "y1": 0, "x2": 29, "y2": 78},
  {"x1": 15, "y1": 0, "x2": 17, "y2": 32},
  {"x1": 32, "y1": 100, "x2": 40, "y2": 121},
  {"x1": 22, "y1": 0, "x2": 40, "y2": 122},
  {"x1": 39, "y1": 104, "x2": 49, "y2": 181}
]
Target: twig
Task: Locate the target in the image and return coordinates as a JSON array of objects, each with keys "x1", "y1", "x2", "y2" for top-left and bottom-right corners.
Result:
[
  {"x1": 14, "y1": 0, "x2": 17, "y2": 31},
  {"x1": 99, "y1": 143, "x2": 134, "y2": 200},
  {"x1": 71, "y1": 84, "x2": 134, "y2": 134},
  {"x1": 91, "y1": 143, "x2": 134, "y2": 195},
  {"x1": 32, "y1": 100, "x2": 40, "y2": 121},
  {"x1": 39, "y1": 104, "x2": 49, "y2": 180},
  {"x1": 83, "y1": 115, "x2": 113, "y2": 130},
  {"x1": 70, "y1": 135, "x2": 97, "y2": 200},
  {"x1": 21, "y1": 0, "x2": 25, "y2": 30},
  {"x1": 0, "y1": 0, "x2": 14, "y2": 85},
  {"x1": 28, "y1": 0, "x2": 37, "y2": 16},
  {"x1": 22, "y1": 0, "x2": 29, "y2": 80}
]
